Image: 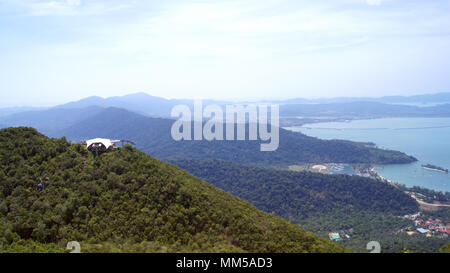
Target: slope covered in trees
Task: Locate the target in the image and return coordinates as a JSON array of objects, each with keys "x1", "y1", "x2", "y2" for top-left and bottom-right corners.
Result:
[
  {"x1": 0, "y1": 127, "x2": 345, "y2": 253},
  {"x1": 168, "y1": 159, "x2": 450, "y2": 252},
  {"x1": 169, "y1": 159, "x2": 419, "y2": 219},
  {"x1": 58, "y1": 107, "x2": 416, "y2": 166}
]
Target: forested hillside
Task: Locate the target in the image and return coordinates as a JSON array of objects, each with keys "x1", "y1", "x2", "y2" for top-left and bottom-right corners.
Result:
[
  {"x1": 58, "y1": 108, "x2": 416, "y2": 165},
  {"x1": 169, "y1": 159, "x2": 419, "y2": 219},
  {"x1": 0, "y1": 127, "x2": 345, "y2": 253},
  {"x1": 168, "y1": 159, "x2": 450, "y2": 252}
]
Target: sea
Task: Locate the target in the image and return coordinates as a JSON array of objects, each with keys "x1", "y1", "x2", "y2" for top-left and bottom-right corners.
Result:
[{"x1": 285, "y1": 117, "x2": 450, "y2": 193}]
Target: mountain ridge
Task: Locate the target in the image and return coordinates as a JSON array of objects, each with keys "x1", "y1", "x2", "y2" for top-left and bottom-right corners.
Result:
[
  {"x1": 57, "y1": 107, "x2": 417, "y2": 165},
  {"x1": 4, "y1": 92, "x2": 450, "y2": 119}
]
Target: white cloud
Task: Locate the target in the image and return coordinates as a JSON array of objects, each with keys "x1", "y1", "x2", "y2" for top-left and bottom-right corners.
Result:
[
  {"x1": 67, "y1": 0, "x2": 81, "y2": 6},
  {"x1": 2, "y1": 0, "x2": 450, "y2": 103},
  {"x1": 20, "y1": 0, "x2": 130, "y2": 16},
  {"x1": 366, "y1": 0, "x2": 382, "y2": 6}
]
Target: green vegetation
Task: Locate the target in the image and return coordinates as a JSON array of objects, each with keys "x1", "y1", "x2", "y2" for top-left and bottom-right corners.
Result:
[
  {"x1": 441, "y1": 243, "x2": 450, "y2": 253},
  {"x1": 420, "y1": 208, "x2": 450, "y2": 224},
  {"x1": 400, "y1": 185, "x2": 450, "y2": 203},
  {"x1": 0, "y1": 127, "x2": 345, "y2": 253},
  {"x1": 169, "y1": 159, "x2": 419, "y2": 218},
  {"x1": 298, "y1": 210, "x2": 449, "y2": 253},
  {"x1": 169, "y1": 159, "x2": 450, "y2": 252}
]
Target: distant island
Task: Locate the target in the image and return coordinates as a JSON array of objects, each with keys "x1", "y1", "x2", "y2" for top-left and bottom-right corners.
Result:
[{"x1": 421, "y1": 164, "x2": 449, "y2": 173}]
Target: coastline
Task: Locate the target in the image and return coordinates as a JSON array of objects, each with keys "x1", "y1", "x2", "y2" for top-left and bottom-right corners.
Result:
[
  {"x1": 286, "y1": 117, "x2": 450, "y2": 193},
  {"x1": 369, "y1": 167, "x2": 450, "y2": 210}
]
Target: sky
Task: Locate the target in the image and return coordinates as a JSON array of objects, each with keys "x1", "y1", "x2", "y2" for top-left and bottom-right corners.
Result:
[{"x1": 1, "y1": 0, "x2": 450, "y2": 107}]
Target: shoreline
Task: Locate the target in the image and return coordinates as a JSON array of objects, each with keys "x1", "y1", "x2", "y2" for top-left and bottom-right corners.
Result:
[
  {"x1": 285, "y1": 120, "x2": 450, "y2": 193},
  {"x1": 290, "y1": 162, "x2": 450, "y2": 194},
  {"x1": 369, "y1": 167, "x2": 450, "y2": 209}
]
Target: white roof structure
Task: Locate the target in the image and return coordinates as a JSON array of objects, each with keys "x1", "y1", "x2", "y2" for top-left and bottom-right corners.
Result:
[
  {"x1": 417, "y1": 228, "x2": 430, "y2": 234},
  {"x1": 86, "y1": 138, "x2": 114, "y2": 149}
]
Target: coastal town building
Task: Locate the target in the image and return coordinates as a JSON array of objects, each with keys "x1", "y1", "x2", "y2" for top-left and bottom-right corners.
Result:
[
  {"x1": 417, "y1": 228, "x2": 430, "y2": 234},
  {"x1": 328, "y1": 232, "x2": 341, "y2": 241},
  {"x1": 409, "y1": 216, "x2": 450, "y2": 236},
  {"x1": 311, "y1": 165, "x2": 327, "y2": 173}
]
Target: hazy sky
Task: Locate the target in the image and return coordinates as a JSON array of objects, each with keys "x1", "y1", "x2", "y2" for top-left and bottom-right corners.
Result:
[{"x1": 1, "y1": 0, "x2": 450, "y2": 107}]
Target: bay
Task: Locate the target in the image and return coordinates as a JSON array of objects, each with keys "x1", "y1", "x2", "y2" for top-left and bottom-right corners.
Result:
[{"x1": 285, "y1": 117, "x2": 450, "y2": 193}]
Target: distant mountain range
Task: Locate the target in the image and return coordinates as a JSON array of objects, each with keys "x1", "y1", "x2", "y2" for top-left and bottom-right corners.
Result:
[
  {"x1": 272, "y1": 92, "x2": 450, "y2": 105},
  {"x1": 55, "y1": 93, "x2": 185, "y2": 118},
  {"x1": 280, "y1": 101, "x2": 450, "y2": 118},
  {"x1": 0, "y1": 106, "x2": 105, "y2": 136},
  {"x1": 53, "y1": 91, "x2": 450, "y2": 110},
  {"x1": 54, "y1": 92, "x2": 228, "y2": 118},
  {"x1": 57, "y1": 93, "x2": 450, "y2": 118},
  {"x1": 0, "y1": 106, "x2": 48, "y2": 118},
  {"x1": 3, "y1": 92, "x2": 450, "y2": 120}
]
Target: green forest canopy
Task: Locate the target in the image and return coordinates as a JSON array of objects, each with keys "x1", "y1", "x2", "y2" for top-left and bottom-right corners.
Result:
[
  {"x1": 168, "y1": 159, "x2": 450, "y2": 252},
  {"x1": 0, "y1": 127, "x2": 346, "y2": 253}
]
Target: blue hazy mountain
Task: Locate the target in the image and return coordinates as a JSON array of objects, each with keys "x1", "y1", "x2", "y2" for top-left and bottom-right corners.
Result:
[
  {"x1": 0, "y1": 106, "x2": 48, "y2": 117},
  {"x1": 56, "y1": 93, "x2": 180, "y2": 117},
  {"x1": 3, "y1": 92, "x2": 450, "y2": 121},
  {"x1": 50, "y1": 92, "x2": 450, "y2": 118},
  {"x1": 55, "y1": 92, "x2": 228, "y2": 118},
  {"x1": 56, "y1": 107, "x2": 416, "y2": 165},
  {"x1": 277, "y1": 92, "x2": 450, "y2": 104},
  {"x1": 280, "y1": 101, "x2": 450, "y2": 118},
  {"x1": 0, "y1": 106, "x2": 104, "y2": 136}
]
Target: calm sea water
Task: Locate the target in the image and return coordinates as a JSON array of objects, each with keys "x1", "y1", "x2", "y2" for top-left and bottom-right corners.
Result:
[{"x1": 285, "y1": 117, "x2": 450, "y2": 193}]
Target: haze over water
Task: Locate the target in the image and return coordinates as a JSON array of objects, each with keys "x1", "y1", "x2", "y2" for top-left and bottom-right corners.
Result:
[{"x1": 287, "y1": 117, "x2": 450, "y2": 193}]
